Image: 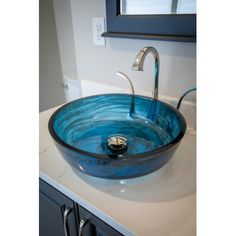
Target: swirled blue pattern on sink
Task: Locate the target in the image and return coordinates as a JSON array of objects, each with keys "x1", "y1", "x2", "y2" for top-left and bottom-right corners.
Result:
[{"x1": 49, "y1": 94, "x2": 186, "y2": 179}]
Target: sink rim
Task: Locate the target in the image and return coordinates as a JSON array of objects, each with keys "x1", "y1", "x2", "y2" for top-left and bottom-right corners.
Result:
[{"x1": 48, "y1": 93, "x2": 186, "y2": 160}]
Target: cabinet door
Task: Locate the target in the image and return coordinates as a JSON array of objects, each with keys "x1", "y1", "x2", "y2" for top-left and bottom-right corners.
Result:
[
  {"x1": 39, "y1": 179, "x2": 79, "y2": 236},
  {"x1": 78, "y1": 206, "x2": 123, "y2": 236}
]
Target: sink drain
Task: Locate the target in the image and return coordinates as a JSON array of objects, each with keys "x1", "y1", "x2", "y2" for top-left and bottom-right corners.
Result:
[{"x1": 107, "y1": 135, "x2": 127, "y2": 152}]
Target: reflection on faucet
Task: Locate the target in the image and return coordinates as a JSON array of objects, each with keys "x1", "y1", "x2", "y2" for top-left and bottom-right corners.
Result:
[{"x1": 132, "y1": 47, "x2": 160, "y2": 100}]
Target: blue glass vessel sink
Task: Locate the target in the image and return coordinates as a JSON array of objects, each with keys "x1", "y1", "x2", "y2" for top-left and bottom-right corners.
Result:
[{"x1": 49, "y1": 94, "x2": 186, "y2": 179}]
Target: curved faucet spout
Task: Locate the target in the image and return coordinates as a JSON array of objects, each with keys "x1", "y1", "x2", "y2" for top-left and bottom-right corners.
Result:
[{"x1": 132, "y1": 47, "x2": 160, "y2": 99}]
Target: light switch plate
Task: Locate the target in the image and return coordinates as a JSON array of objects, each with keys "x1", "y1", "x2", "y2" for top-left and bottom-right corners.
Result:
[{"x1": 92, "y1": 17, "x2": 105, "y2": 46}]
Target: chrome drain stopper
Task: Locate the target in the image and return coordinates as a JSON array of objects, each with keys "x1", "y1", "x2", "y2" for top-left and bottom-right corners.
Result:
[{"x1": 107, "y1": 136, "x2": 127, "y2": 151}]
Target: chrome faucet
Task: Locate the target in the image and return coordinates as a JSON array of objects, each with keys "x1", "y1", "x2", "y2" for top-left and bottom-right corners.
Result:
[{"x1": 132, "y1": 47, "x2": 160, "y2": 99}]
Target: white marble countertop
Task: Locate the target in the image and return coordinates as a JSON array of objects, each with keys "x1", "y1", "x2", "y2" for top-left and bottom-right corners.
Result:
[{"x1": 39, "y1": 106, "x2": 196, "y2": 236}]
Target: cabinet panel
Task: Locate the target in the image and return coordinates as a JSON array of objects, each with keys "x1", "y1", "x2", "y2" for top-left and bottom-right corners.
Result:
[
  {"x1": 39, "y1": 191, "x2": 65, "y2": 236},
  {"x1": 39, "y1": 179, "x2": 79, "y2": 236}
]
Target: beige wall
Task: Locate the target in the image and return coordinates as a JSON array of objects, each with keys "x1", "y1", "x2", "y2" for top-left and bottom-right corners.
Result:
[
  {"x1": 70, "y1": 0, "x2": 196, "y2": 102},
  {"x1": 53, "y1": 0, "x2": 78, "y2": 76},
  {"x1": 39, "y1": 0, "x2": 65, "y2": 112}
]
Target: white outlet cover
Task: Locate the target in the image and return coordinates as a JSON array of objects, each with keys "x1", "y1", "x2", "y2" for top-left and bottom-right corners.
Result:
[{"x1": 92, "y1": 17, "x2": 105, "y2": 46}]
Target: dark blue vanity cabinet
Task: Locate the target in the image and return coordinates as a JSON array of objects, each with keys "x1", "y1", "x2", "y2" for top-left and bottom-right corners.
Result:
[{"x1": 39, "y1": 179, "x2": 123, "y2": 236}]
